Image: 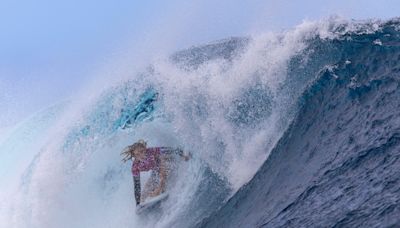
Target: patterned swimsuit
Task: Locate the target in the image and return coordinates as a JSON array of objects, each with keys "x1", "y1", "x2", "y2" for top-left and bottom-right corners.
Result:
[{"x1": 131, "y1": 147, "x2": 171, "y2": 177}]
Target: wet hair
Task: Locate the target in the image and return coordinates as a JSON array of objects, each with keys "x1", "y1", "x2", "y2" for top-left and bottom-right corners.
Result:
[{"x1": 121, "y1": 140, "x2": 147, "y2": 162}]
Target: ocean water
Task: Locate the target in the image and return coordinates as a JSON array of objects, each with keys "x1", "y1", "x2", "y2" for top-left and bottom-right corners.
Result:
[{"x1": 1, "y1": 17, "x2": 399, "y2": 227}]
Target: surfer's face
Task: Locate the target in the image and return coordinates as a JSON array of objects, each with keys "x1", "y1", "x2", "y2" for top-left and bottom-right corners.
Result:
[{"x1": 133, "y1": 147, "x2": 146, "y2": 160}]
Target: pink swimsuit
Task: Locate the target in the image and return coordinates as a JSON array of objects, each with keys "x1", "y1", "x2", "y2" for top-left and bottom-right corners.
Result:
[{"x1": 131, "y1": 147, "x2": 170, "y2": 177}]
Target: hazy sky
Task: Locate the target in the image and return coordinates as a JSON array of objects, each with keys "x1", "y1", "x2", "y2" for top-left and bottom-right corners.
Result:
[{"x1": 0, "y1": 0, "x2": 399, "y2": 131}]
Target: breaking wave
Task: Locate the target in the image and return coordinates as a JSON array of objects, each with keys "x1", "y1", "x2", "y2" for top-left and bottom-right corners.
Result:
[{"x1": 1, "y1": 17, "x2": 399, "y2": 227}]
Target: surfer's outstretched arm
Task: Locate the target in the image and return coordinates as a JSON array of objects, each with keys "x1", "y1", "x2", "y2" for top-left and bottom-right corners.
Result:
[
  {"x1": 165, "y1": 147, "x2": 191, "y2": 161},
  {"x1": 177, "y1": 148, "x2": 191, "y2": 161},
  {"x1": 133, "y1": 175, "x2": 141, "y2": 205}
]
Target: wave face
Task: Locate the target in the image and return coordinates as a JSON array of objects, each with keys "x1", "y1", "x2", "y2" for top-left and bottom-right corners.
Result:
[
  {"x1": 200, "y1": 19, "x2": 400, "y2": 227},
  {"x1": 1, "y1": 18, "x2": 400, "y2": 228}
]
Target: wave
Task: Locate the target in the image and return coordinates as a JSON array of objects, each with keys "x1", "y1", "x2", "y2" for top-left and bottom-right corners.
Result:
[
  {"x1": 199, "y1": 17, "x2": 400, "y2": 227},
  {"x1": 1, "y1": 17, "x2": 399, "y2": 228}
]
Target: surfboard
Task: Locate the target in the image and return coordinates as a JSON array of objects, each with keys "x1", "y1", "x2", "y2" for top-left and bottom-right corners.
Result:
[{"x1": 136, "y1": 193, "x2": 169, "y2": 214}]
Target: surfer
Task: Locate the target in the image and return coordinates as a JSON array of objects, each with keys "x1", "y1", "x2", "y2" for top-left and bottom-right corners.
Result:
[{"x1": 121, "y1": 139, "x2": 190, "y2": 206}]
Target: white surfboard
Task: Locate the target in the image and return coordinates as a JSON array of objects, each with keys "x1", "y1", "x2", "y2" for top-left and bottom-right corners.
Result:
[{"x1": 136, "y1": 193, "x2": 169, "y2": 214}]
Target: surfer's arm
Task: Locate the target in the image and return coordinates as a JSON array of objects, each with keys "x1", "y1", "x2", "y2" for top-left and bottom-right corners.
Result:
[
  {"x1": 176, "y1": 148, "x2": 191, "y2": 161},
  {"x1": 133, "y1": 175, "x2": 141, "y2": 206},
  {"x1": 165, "y1": 147, "x2": 191, "y2": 161}
]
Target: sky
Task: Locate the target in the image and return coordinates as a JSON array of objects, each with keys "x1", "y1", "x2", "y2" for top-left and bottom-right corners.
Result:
[{"x1": 0, "y1": 0, "x2": 399, "y2": 133}]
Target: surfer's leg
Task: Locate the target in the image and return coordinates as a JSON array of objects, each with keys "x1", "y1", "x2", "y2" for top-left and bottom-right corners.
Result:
[
  {"x1": 160, "y1": 153, "x2": 180, "y2": 189},
  {"x1": 160, "y1": 153, "x2": 174, "y2": 177},
  {"x1": 142, "y1": 171, "x2": 159, "y2": 199}
]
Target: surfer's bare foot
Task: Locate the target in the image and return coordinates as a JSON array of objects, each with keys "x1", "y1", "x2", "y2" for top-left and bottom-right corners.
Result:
[{"x1": 148, "y1": 188, "x2": 162, "y2": 198}]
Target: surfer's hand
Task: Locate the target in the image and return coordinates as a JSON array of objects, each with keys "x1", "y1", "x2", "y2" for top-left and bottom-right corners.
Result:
[{"x1": 183, "y1": 152, "x2": 192, "y2": 161}]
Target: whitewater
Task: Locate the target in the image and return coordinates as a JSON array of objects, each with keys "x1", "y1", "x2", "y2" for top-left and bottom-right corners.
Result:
[{"x1": 1, "y1": 17, "x2": 400, "y2": 227}]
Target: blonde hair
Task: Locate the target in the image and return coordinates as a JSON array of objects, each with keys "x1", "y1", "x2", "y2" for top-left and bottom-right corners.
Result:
[{"x1": 121, "y1": 140, "x2": 147, "y2": 162}]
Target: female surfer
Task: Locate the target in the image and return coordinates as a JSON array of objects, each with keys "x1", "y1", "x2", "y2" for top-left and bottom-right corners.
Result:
[{"x1": 121, "y1": 139, "x2": 190, "y2": 206}]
